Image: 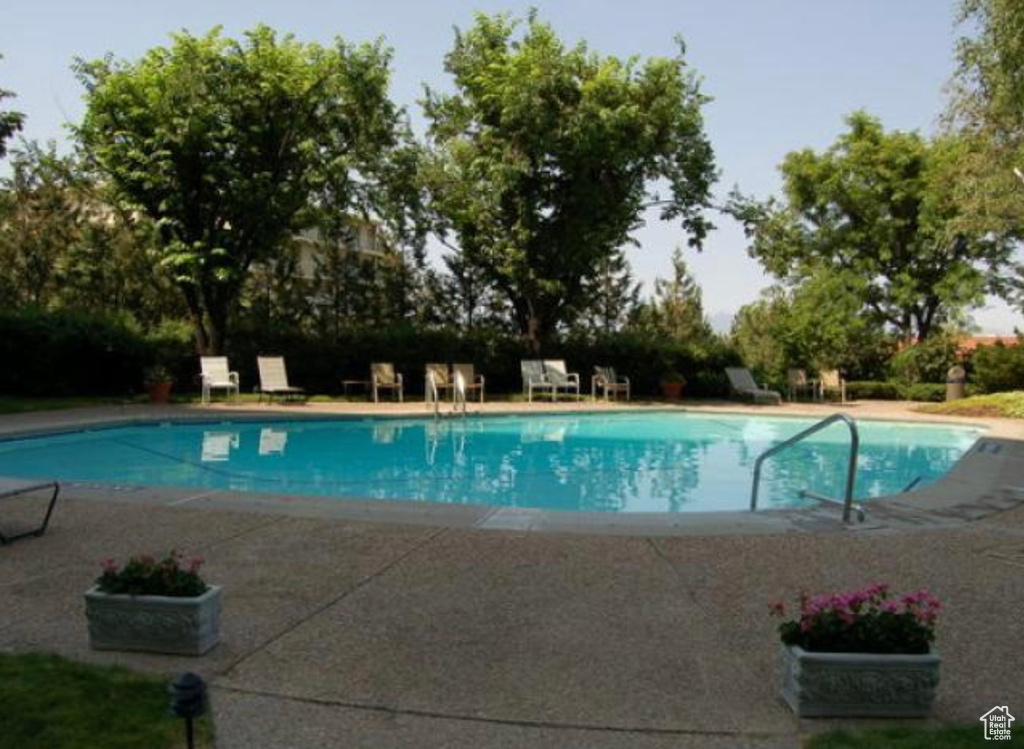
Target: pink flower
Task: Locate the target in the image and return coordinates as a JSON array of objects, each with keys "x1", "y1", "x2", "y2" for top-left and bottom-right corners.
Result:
[
  {"x1": 100, "y1": 557, "x2": 119, "y2": 574},
  {"x1": 769, "y1": 601, "x2": 785, "y2": 616},
  {"x1": 186, "y1": 555, "x2": 205, "y2": 575}
]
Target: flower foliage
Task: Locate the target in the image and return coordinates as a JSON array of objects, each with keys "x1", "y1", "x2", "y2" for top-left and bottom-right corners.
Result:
[
  {"x1": 96, "y1": 550, "x2": 208, "y2": 597},
  {"x1": 770, "y1": 583, "x2": 940, "y2": 655}
]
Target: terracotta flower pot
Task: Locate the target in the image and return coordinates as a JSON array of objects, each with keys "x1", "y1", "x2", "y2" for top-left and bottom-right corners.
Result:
[
  {"x1": 661, "y1": 381, "x2": 684, "y2": 401},
  {"x1": 145, "y1": 381, "x2": 173, "y2": 404}
]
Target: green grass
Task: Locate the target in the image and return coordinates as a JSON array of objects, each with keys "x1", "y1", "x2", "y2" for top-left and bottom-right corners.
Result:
[
  {"x1": 806, "y1": 725, "x2": 990, "y2": 748},
  {"x1": 0, "y1": 652, "x2": 213, "y2": 749},
  {"x1": 916, "y1": 390, "x2": 1024, "y2": 419}
]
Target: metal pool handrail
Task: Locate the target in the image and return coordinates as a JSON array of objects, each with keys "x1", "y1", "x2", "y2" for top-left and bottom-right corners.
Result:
[
  {"x1": 750, "y1": 413, "x2": 860, "y2": 523},
  {"x1": 426, "y1": 371, "x2": 440, "y2": 418},
  {"x1": 453, "y1": 370, "x2": 467, "y2": 416}
]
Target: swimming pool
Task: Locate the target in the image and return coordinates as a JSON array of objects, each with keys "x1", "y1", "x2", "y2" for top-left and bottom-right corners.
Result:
[
  {"x1": 0, "y1": 412, "x2": 980, "y2": 513},
  {"x1": 0, "y1": 413, "x2": 978, "y2": 512}
]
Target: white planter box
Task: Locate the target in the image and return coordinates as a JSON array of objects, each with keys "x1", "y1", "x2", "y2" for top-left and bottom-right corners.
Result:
[
  {"x1": 84, "y1": 585, "x2": 221, "y2": 656},
  {"x1": 776, "y1": 643, "x2": 940, "y2": 717}
]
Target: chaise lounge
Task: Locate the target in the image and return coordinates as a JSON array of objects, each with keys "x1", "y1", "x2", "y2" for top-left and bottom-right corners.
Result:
[{"x1": 725, "y1": 367, "x2": 782, "y2": 405}]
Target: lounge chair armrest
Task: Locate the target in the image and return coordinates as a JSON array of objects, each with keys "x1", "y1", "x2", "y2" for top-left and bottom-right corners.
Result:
[
  {"x1": 397, "y1": 373, "x2": 403, "y2": 386},
  {"x1": 622, "y1": 376, "x2": 630, "y2": 386},
  {"x1": 568, "y1": 373, "x2": 580, "y2": 385},
  {"x1": 477, "y1": 374, "x2": 485, "y2": 386},
  {"x1": 229, "y1": 372, "x2": 239, "y2": 385}
]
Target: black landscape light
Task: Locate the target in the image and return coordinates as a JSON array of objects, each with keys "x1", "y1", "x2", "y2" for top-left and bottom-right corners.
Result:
[{"x1": 169, "y1": 672, "x2": 206, "y2": 749}]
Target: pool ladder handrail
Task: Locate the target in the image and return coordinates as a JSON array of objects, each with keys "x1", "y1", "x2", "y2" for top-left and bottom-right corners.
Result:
[
  {"x1": 453, "y1": 370, "x2": 467, "y2": 416},
  {"x1": 750, "y1": 413, "x2": 862, "y2": 523},
  {"x1": 426, "y1": 371, "x2": 440, "y2": 418},
  {"x1": 426, "y1": 370, "x2": 467, "y2": 418}
]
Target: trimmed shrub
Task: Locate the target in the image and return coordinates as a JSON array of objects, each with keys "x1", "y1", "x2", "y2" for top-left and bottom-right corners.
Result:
[
  {"x1": 887, "y1": 335, "x2": 961, "y2": 385},
  {"x1": 846, "y1": 381, "x2": 901, "y2": 400},
  {"x1": 970, "y1": 341, "x2": 1024, "y2": 394},
  {"x1": 896, "y1": 383, "x2": 948, "y2": 402}
]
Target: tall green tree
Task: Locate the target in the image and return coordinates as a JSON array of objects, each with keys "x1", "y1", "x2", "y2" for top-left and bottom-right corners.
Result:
[
  {"x1": 731, "y1": 273, "x2": 892, "y2": 384},
  {"x1": 631, "y1": 247, "x2": 712, "y2": 345},
  {"x1": 423, "y1": 12, "x2": 716, "y2": 353},
  {"x1": 76, "y1": 26, "x2": 408, "y2": 354},
  {"x1": 574, "y1": 248, "x2": 641, "y2": 335},
  {"x1": 729, "y1": 112, "x2": 1015, "y2": 341},
  {"x1": 0, "y1": 55, "x2": 24, "y2": 159},
  {"x1": 945, "y1": 0, "x2": 1024, "y2": 311},
  {"x1": 0, "y1": 142, "x2": 177, "y2": 321}
]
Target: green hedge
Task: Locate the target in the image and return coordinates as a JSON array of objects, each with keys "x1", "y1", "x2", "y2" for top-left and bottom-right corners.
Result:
[
  {"x1": 846, "y1": 381, "x2": 901, "y2": 400},
  {"x1": 0, "y1": 310, "x2": 745, "y2": 399},
  {"x1": 846, "y1": 380, "x2": 980, "y2": 402},
  {"x1": 226, "y1": 325, "x2": 743, "y2": 398},
  {"x1": 0, "y1": 308, "x2": 153, "y2": 396}
]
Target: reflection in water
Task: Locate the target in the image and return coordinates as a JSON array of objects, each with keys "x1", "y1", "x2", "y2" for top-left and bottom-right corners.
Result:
[
  {"x1": 200, "y1": 431, "x2": 239, "y2": 462},
  {"x1": 259, "y1": 428, "x2": 287, "y2": 456},
  {"x1": 0, "y1": 414, "x2": 980, "y2": 513}
]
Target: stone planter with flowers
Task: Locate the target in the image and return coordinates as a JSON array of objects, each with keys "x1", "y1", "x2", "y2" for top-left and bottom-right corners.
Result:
[
  {"x1": 770, "y1": 583, "x2": 941, "y2": 717},
  {"x1": 84, "y1": 550, "x2": 221, "y2": 656}
]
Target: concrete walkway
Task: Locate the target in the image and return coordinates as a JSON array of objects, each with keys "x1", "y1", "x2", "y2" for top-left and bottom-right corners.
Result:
[{"x1": 1, "y1": 401, "x2": 1023, "y2": 747}]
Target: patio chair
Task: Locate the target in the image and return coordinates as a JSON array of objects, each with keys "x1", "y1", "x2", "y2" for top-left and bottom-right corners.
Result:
[
  {"x1": 592, "y1": 366, "x2": 630, "y2": 401},
  {"x1": 543, "y1": 360, "x2": 580, "y2": 401},
  {"x1": 199, "y1": 356, "x2": 240, "y2": 404},
  {"x1": 0, "y1": 477, "x2": 60, "y2": 545},
  {"x1": 521, "y1": 360, "x2": 554, "y2": 402},
  {"x1": 372, "y1": 362, "x2": 403, "y2": 403},
  {"x1": 453, "y1": 363, "x2": 485, "y2": 402},
  {"x1": 818, "y1": 369, "x2": 847, "y2": 403},
  {"x1": 424, "y1": 363, "x2": 453, "y2": 403},
  {"x1": 786, "y1": 369, "x2": 815, "y2": 402},
  {"x1": 257, "y1": 356, "x2": 306, "y2": 403},
  {"x1": 725, "y1": 367, "x2": 782, "y2": 405}
]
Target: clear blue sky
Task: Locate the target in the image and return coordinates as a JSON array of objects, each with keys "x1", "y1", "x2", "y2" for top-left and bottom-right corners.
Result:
[{"x1": 1, "y1": 0, "x2": 1015, "y2": 332}]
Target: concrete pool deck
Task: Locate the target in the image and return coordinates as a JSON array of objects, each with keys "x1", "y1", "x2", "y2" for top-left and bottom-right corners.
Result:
[{"x1": 1, "y1": 399, "x2": 1023, "y2": 747}]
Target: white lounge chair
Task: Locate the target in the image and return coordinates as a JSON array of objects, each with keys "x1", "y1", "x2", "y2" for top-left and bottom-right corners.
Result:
[
  {"x1": 725, "y1": 367, "x2": 782, "y2": 405},
  {"x1": 424, "y1": 363, "x2": 453, "y2": 404},
  {"x1": 521, "y1": 360, "x2": 553, "y2": 402},
  {"x1": 199, "y1": 357, "x2": 240, "y2": 404},
  {"x1": 542, "y1": 360, "x2": 580, "y2": 401},
  {"x1": 592, "y1": 366, "x2": 630, "y2": 401},
  {"x1": 818, "y1": 369, "x2": 847, "y2": 403},
  {"x1": 786, "y1": 368, "x2": 815, "y2": 402},
  {"x1": 257, "y1": 357, "x2": 306, "y2": 403},
  {"x1": 372, "y1": 362, "x2": 403, "y2": 403},
  {"x1": 453, "y1": 363, "x2": 485, "y2": 402}
]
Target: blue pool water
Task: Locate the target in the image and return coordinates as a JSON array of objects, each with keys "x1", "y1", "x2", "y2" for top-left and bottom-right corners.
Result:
[{"x1": 0, "y1": 413, "x2": 980, "y2": 513}]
